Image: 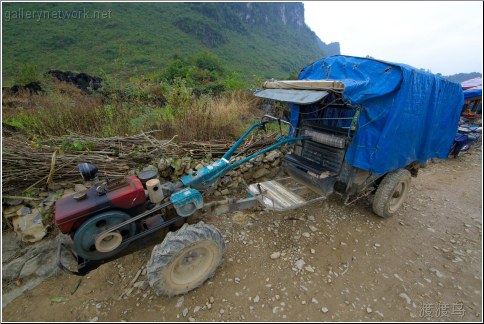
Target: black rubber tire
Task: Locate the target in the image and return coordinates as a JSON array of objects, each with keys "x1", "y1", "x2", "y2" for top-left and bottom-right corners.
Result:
[
  {"x1": 147, "y1": 222, "x2": 226, "y2": 297},
  {"x1": 475, "y1": 135, "x2": 482, "y2": 148},
  {"x1": 372, "y1": 169, "x2": 411, "y2": 218}
]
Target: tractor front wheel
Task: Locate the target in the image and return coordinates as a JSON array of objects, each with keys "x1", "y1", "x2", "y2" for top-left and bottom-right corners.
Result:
[{"x1": 147, "y1": 222, "x2": 225, "y2": 296}]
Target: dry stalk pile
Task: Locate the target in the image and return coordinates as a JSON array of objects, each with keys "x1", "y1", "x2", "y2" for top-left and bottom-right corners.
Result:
[{"x1": 2, "y1": 131, "x2": 276, "y2": 194}]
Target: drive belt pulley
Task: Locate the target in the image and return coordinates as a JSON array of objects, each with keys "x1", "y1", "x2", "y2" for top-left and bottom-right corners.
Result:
[{"x1": 73, "y1": 201, "x2": 174, "y2": 260}]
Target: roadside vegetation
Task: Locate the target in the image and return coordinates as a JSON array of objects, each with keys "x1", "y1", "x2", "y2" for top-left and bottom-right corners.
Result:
[
  {"x1": 2, "y1": 53, "x2": 276, "y2": 142},
  {"x1": 2, "y1": 53, "x2": 294, "y2": 197}
]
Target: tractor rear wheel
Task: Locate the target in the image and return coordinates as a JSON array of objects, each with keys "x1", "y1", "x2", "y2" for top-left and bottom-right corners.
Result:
[
  {"x1": 372, "y1": 169, "x2": 411, "y2": 218},
  {"x1": 147, "y1": 222, "x2": 225, "y2": 296}
]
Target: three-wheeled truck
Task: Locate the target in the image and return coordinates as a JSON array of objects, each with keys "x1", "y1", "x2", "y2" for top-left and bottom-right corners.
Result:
[{"x1": 55, "y1": 55, "x2": 464, "y2": 296}]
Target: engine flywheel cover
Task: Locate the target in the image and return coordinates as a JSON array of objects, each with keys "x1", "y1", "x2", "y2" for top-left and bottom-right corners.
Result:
[{"x1": 73, "y1": 210, "x2": 137, "y2": 261}]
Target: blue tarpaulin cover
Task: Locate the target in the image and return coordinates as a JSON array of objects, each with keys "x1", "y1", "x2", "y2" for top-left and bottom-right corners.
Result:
[
  {"x1": 463, "y1": 87, "x2": 482, "y2": 100},
  {"x1": 293, "y1": 55, "x2": 464, "y2": 174}
]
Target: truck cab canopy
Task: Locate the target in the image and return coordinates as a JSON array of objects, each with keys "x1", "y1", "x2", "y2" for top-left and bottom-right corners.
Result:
[
  {"x1": 254, "y1": 88, "x2": 330, "y2": 105},
  {"x1": 254, "y1": 80, "x2": 345, "y2": 104},
  {"x1": 257, "y1": 55, "x2": 464, "y2": 174}
]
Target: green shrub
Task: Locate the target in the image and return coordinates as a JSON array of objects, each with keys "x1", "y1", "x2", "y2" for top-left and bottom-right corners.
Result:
[
  {"x1": 195, "y1": 52, "x2": 225, "y2": 74},
  {"x1": 15, "y1": 63, "x2": 44, "y2": 85},
  {"x1": 61, "y1": 139, "x2": 95, "y2": 152},
  {"x1": 222, "y1": 71, "x2": 245, "y2": 91}
]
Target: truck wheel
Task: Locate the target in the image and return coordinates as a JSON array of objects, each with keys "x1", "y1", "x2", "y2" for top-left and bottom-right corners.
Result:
[
  {"x1": 372, "y1": 169, "x2": 411, "y2": 218},
  {"x1": 147, "y1": 222, "x2": 226, "y2": 296}
]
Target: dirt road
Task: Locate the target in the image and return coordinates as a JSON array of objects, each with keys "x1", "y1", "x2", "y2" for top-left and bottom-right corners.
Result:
[{"x1": 2, "y1": 149, "x2": 482, "y2": 322}]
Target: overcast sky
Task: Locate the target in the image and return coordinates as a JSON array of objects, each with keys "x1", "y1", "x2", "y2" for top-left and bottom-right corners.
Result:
[{"x1": 303, "y1": 1, "x2": 483, "y2": 75}]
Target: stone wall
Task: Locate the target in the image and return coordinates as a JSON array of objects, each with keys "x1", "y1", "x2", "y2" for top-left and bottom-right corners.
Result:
[{"x1": 153, "y1": 148, "x2": 289, "y2": 196}]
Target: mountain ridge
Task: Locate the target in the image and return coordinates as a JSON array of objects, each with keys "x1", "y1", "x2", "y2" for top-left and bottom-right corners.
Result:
[{"x1": 2, "y1": 2, "x2": 340, "y2": 84}]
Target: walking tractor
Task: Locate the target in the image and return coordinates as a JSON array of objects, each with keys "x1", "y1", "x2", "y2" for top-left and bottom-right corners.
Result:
[{"x1": 55, "y1": 55, "x2": 464, "y2": 296}]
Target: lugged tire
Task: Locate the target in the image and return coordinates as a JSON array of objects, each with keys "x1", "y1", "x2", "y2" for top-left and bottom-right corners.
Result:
[
  {"x1": 372, "y1": 169, "x2": 411, "y2": 218},
  {"x1": 147, "y1": 222, "x2": 226, "y2": 297}
]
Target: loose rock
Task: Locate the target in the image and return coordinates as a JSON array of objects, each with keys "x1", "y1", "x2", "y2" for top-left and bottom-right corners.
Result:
[
  {"x1": 176, "y1": 296, "x2": 184, "y2": 308},
  {"x1": 399, "y1": 292, "x2": 412, "y2": 304},
  {"x1": 305, "y1": 265, "x2": 315, "y2": 273},
  {"x1": 253, "y1": 168, "x2": 270, "y2": 179},
  {"x1": 270, "y1": 252, "x2": 281, "y2": 260},
  {"x1": 74, "y1": 184, "x2": 88, "y2": 192},
  {"x1": 3, "y1": 205, "x2": 24, "y2": 218},
  {"x1": 295, "y1": 259, "x2": 305, "y2": 270},
  {"x1": 430, "y1": 267, "x2": 444, "y2": 278},
  {"x1": 16, "y1": 206, "x2": 31, "y2": 217},
  {"x1": 12, "y1": 209, "x2": 47, "y2": 243},
  {"x1": 5, "y1": 198, "x2": 24, "y2": 206}
]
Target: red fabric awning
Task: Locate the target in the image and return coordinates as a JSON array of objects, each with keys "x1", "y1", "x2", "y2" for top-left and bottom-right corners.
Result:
[{"x1": 461, "y1": 77, "x2": 482, "y2": 90}]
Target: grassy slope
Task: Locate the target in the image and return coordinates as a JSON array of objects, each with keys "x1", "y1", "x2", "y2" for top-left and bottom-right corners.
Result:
[{"x1": 2, "y1": 2, "x2": 331, "y2": 85}]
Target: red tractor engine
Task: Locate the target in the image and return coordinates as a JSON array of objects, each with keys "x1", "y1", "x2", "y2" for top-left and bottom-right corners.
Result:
[
  {"x1": 55, "y1": 175, "x2": 146, "y2": 234},
  {"x1": 55, "y1": 163, "x2": 150, "y2": 262}
]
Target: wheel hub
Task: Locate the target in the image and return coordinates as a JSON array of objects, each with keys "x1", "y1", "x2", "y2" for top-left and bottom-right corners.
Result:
[
  {"x1": 389, "y1": 182, "x2": 406, "y2": 212},
  {"x1": 95, "y1": 231, "x2": 123, "y2": 253},
  {"x1": 392, "y1": 183, "x2": 403, "y2": 198},
  {"x1": 171, "y1": 245, "x2": 214, "y2": 285}
]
